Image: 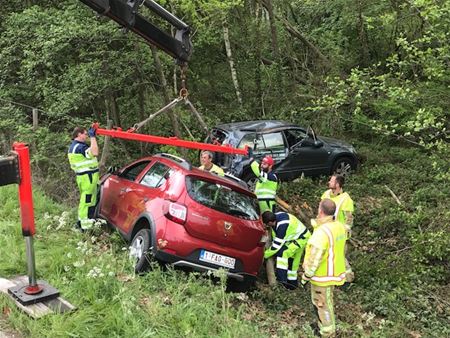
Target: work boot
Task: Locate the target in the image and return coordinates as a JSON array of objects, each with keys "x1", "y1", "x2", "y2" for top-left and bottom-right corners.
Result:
[
  {"x1": 74, "y1": 221, "x2": 84, "y2": 233},
  {"x1": 309, "y1": 323, "x2": 321, "y2": 337},
  {"x1": 341, "y1": 282, "x2": 353, "y2": 291}
]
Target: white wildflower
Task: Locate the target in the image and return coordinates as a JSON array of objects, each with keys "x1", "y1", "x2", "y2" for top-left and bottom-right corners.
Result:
[{"x1": 73, "y1": 260, "x2": 85, "y2": 268}]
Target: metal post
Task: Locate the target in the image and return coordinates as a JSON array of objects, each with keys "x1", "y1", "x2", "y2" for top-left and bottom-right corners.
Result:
[
  {"x1": 25, "y1": 237, "x2": 40, "y2": 292},
  {"x1": 32, "y1": 108, "x2": 38, "y2": 131}
]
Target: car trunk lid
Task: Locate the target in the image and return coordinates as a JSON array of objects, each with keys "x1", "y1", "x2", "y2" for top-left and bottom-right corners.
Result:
[{"x1": 183, "y1": 175, "x2": 264, "y2": 250}]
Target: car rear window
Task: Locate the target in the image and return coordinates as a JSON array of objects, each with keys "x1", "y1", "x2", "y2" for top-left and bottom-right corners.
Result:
[{"x1": 186, "y1": 177, "x2": 259, "y2": 220}]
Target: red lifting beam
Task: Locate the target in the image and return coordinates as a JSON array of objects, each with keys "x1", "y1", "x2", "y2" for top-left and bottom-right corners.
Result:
[
  {"x1": 92, "y1": 123, "x2": 250, "y2": 156},
  {"x1": 13, "y1": 142, "x2": 36, "y2": 237}
]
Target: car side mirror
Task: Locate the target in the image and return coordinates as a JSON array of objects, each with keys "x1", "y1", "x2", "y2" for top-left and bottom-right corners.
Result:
[
  {"x1": 299, "y1": 138, "x2": 314, "y2": 147},
  {"x1": 314, "y1": 140, "x2": 324, "y2": 148}
]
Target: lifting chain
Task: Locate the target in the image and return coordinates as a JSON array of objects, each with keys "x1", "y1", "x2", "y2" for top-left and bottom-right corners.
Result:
[{"x1": 179, "y1": 63, "x2": 188, "y2": 99}]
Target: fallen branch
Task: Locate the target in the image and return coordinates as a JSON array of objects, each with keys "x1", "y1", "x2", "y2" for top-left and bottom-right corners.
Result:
[{"x1": 384, "y1": 185, "x2": 402, "y2": 206}]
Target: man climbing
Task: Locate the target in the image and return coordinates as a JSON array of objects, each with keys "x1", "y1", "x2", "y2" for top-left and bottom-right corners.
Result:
[
  {"x1": 321, "y1": 174, "x2": 355, "y2": 282},
  {"x1": 262, "y1": 211, "x2": 311, "y2": 289},
  {"x1": 302, "y1": 199, "x2": 347, "y2": 337},
  {"x1": 199, "y1": 150, "x2": 224, "y2": 176},
  {"x1": 251, "y1": 155, "x2": 278, "y2": 213},
  {"x1": 68, "y1": 126, "x2": 99, "y2": 232}
]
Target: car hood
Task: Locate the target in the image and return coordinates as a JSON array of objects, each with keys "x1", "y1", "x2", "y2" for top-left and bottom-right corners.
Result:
[{"x1": 320, "y1": 136, "x2": 354, "y2": 150}]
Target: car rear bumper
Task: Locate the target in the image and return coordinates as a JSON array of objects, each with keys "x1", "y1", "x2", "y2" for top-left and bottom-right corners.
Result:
[
  {"x1": 155, "y1": 250, "x2": 256, "y2": 282},
  {"x1": 157, "y1": 219, "x2": 264, "y2": 277}
]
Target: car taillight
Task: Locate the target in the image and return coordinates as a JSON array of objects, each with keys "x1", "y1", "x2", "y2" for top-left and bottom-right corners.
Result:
[
  {"x1": 164, "y1": 202, "x2": 187, "y2": 225},
  {"x1": 258, "y1": 233, "x2": 269, "y2": 247}
]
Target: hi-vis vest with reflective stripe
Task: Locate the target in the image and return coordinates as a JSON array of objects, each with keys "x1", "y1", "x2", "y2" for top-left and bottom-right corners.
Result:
[
  {"x1": 251, "y1": 161, "x2": 278, "y2": 200},
  {"x1": 267, "y1": 212, "x2": 308, "y2": 257},
  {"x1": 322, "y1": 190, "x2": 352, "y2": 225},
  {"x1": 310, "y1": 221, "x2": 346, "y2": 286},
  {"x1": 68, "y1": 142, "x2": 99, "y2": 174}
]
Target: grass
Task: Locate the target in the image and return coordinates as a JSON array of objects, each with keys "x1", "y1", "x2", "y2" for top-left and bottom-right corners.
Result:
[{"x1": 1, "y1": 142, "x2": 449, "y2": 337}]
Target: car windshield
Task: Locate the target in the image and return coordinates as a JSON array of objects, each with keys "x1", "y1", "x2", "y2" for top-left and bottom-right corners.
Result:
[{"x1": 186, "y1": 177, "x2": 259, "y2": 220}]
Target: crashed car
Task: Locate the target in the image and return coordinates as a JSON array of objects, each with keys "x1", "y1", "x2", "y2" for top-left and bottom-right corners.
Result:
[
  {"x1": 206, "y1": 120, "x2": 359, "y2": 184},
  {"x1": 96, "y1": 153, "x2": 266, "y2": 286}
]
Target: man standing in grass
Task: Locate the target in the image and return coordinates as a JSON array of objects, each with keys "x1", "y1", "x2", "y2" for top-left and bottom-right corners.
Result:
[
  {"x1": 321, "y1": 174, "x2": 355, "y2": 283},
  {"x1": 68, "y1": 126, "x2": 99, "y2": 232},
  {"x1": 302, "y1": 199, "x2": 347, "y2": 337}
]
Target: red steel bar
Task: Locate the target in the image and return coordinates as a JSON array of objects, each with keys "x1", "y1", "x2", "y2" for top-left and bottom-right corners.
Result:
[
  {"x1": 92, "y1": 123, "x2": 250, "y2": 156},
  {"x1": 12, "y1": 142, "x2": 36, "y2": 237}
]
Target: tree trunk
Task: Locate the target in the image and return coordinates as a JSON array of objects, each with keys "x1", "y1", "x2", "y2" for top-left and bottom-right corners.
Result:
[
  {"x1": 107, "y1": 93, "x2": 121, "y2": 127},
  {"x1": 138, "y1": 87, "x2": 147, "y2": 155},
  {"x1": 254, "y1": 3, "x2": 263, "y2": 117},
  {"x1": 265, "y1": 231, "x2": 277, "y2": 286},
  {"x1": 222, "y1": 18, "x2": 243, "y2": 107},
  {"x1": 99, "y1": 119, "x2": 113, "y2": 173},
  {"x1": 264, "y1": 0, "x2": 280, "y2": 60},
  {"x1": 150, "y1": 46, "x2": 182, "y2": 140},
  {"x1": 105, "y1": 94, "x2": 130, "y2": 157},
  {"x1": 356, "y1": 0, "x2": 370, "y2": 67}
]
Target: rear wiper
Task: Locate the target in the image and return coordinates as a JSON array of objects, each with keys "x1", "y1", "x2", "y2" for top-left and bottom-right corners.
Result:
[{"x1": 228, "y1": 209, "x2": 249, "y2": 218}]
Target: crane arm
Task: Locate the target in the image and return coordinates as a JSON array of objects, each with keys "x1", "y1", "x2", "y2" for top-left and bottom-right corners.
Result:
[{"x1": 79, "y1": 0, "x2": 192, "y2": 64}]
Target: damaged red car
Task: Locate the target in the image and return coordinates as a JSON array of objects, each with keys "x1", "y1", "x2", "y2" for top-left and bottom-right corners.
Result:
[{"x1": 96, "y1": 153, "x2": 266, "y2": 286}]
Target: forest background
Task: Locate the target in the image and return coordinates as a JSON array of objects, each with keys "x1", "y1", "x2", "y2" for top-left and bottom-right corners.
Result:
[{"x1": 0, "y1": 0, "x2": 448, "y2": 337}]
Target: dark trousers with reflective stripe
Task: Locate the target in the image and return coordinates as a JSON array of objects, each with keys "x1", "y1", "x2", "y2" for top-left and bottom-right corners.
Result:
[
  {"x1": 275, "y1": 240, "x2": 307, "y2": 289},
  {"x1": 76, "y1": 171, "x2": 99, "y2": 229}
]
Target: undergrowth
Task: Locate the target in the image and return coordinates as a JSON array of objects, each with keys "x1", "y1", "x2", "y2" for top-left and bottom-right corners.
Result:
[{"x1": 0, "y1": 141, "x2": 449, "y2": 337}]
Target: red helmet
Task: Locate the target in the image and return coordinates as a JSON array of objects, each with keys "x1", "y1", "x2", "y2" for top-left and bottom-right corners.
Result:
[{"x1": 261, "y1": 156, "x2": 274, "y2": 166}]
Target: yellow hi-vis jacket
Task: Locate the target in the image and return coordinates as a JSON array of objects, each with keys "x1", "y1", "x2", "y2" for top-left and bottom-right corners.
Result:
[
  {"x1": 304, "y1": 216, "x2": 347, "y2": 286},
  {"x1": 321, "y1": 189, "x2": 354, "y2": 226}
]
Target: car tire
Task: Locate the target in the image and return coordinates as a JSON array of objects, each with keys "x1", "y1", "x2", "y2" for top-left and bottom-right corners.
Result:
[
  {"x1": 130, "y1": 228, "x2": 152, "y2": 273},
  {"x1": 331, "y1": 157, "x2": 355, "y2": 177}
]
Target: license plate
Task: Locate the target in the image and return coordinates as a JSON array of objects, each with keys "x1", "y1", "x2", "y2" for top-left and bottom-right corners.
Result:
[{"x1": 199, "y1": 250, "x2": 236, "y2": 269}]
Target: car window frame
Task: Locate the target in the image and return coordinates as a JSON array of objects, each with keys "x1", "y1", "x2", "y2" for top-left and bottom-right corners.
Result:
[
  {"x1": 283, "y1": 128, "x2": 308, "y2": 149},
  {"x1": 118, "y1": 160, "x2": 152, "y2": 182},
  {"x1": 139, "y1": 161, "x2": 173, "y2": 189}
]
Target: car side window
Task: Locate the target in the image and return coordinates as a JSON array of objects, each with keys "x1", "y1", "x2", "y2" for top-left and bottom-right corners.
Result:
[
  {"x1": 238, "y1": 134, "x2": 262, "y2": 149},
  {"x1": 120, "y1": 161, "x2": 151, "y2": 181},
  {"x1": 262, "y1": 132, "x2": 285, "y2": 150},
  {"x1": 284, "y1": 129, "x2": 307, "y2": 148},
  {"x1": 140, "y1": 162, "x2": 173, "y2": 188}
]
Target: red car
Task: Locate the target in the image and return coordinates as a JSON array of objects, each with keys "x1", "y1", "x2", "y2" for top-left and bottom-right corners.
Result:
[{"x1": 97, "y1": 153, "x2": 266, "y2": 285}]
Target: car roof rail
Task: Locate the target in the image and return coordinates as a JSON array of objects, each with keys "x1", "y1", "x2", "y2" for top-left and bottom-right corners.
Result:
[
  {"x1": 154, "y1": 153, "x2": 192, "y2": 170},
  {"x1": 222, "y1": 172, "x2": 249, "y2": 189}
]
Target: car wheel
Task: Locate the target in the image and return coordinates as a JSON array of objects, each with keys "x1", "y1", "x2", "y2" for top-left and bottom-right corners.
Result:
[
  {"x1": 332, "y1": 157, "x2": 354, "y2": 177},
  {"x1": 129, "y1": 228, "x2": 152, "y2": 273},
  {"x1": 242, "y1": 172, "x2": 258, "y2": 191}
]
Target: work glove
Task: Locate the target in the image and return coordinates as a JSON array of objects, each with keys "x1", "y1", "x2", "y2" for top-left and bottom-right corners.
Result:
[
  {"x1": 87, "y1": 127, "x2": 96, "y2": 138},
  {"x1": 300, "y1": 274, "x2": 310, "y2": 290}
]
